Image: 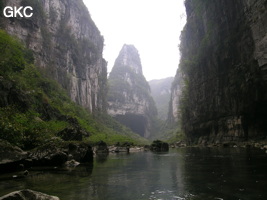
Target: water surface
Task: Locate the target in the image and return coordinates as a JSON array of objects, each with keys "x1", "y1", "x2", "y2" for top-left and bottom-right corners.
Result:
[{"x1": 0, "y1": 147, "x2": 267, "y2": 200}]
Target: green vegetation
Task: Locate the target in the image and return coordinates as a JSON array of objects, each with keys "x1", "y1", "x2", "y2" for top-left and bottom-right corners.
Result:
[
  {"x1": 178, "y1": 0, "x2": 212, "y2": 129},
  {"x1": 0, "y1": 30, "x2": 148, "y2": 149},
  {"x1": 191, "y1": 0, "x2": 209, "y2": 16},
  {"x1": 164, "y1": 127, "x2": 185, "y2": 143},
  {"x1": 108, "y1": 63, "x2": 158, "y2": 139},
  {"x1": 108, "y1": 64, "x2": 157, "y2": 116},
  {"x1": 149, "y1": 117, "x2": 185, "y2": 143}
]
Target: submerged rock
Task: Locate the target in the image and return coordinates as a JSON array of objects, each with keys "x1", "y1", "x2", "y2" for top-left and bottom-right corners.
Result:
[{"x1": 0, "y1": 189, "x2": 60, "y2": 200}]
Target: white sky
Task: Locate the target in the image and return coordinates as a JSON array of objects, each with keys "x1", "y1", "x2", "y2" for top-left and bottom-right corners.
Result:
[{"x1": 83, "y1": 0, "x2": 186, "y2": 81}]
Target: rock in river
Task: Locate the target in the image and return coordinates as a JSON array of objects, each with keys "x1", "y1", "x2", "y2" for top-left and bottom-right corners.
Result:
[
  {"x1": 29, "y1": 139, "x2": 93, "y2": 166},
  {"x1": 0, "y1": 140, "x2": 28, "y2": 172},
  {"x1": 150, "y1": 140, "x2": 169, "y2": 152},
  {"x1": 0, "y1": 189, "x2": 60, "y2": 200},
  {"x1": 95, "y1": 141, "x2": 109, "y2": 154}
]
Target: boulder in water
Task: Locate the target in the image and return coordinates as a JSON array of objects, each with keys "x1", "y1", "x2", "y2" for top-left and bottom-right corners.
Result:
[
  {"x1": 95, "y1": 141, "x2": 109, "y2": 154},
  {"x1": 0, "y1": 140, "x2": 28, "y2": 172},
  {"x1": 0, "y1": 189, "x2": 60, "y2": 200},
  {"x1": 150, "y1": 140, "x2": 169, "y2": 152}
]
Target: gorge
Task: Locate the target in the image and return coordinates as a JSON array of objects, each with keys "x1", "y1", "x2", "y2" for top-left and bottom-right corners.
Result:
[
  {"x1": 0, "y1": 0, "x2": 150, "y2": 152},
  {"x1": 1, "y1": 0, "x2": 267, "y2": 199},
  {"x1": 0, "y1": 0, "x2": 266, "y2": 149}
]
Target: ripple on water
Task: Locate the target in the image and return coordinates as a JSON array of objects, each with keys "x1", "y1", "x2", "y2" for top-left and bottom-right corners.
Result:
[{"x1": 146, "y1": 189, "x2": 192, "y2": 200}]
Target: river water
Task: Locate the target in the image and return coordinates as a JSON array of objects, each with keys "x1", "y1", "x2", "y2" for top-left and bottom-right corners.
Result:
[{"x1": 0, "y1": 147, "x2": 267, "y2": 200}]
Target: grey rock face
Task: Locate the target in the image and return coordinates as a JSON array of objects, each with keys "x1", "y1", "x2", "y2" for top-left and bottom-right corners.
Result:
[
  {"x1": 168, "y1": 72, "x2": 183, "y2": 124},
  {"x1": 0, "y1": 189, "x2": 60, "y2": 200},
  {"x1": 29, "y1": 140, "x2": 93, "y2": 166},
  {"x1": 0, "y1": 0, "x2": 107, "y2": 112},
  {"x1": 114, "y1": 44, "x2": 143, "y2": 75},
  {"x1": 149, "y1": 77, "x2": 174, "y2": 120},
  {"x1": 171, "y1": 0, "x2": 267, "y2": 144},
  {"x1": 107, "y1": 45, "x2": 157, "y2": 138}
]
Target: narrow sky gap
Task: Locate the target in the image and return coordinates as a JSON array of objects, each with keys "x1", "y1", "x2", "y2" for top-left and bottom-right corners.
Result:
[{"x1": 83, "y1": 0, "x2": 186, "y2": 81}]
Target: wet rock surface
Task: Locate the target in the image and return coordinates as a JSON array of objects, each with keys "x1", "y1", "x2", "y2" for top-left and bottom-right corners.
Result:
[
  {"x1": 0, "y1": 140, "x2": 28, "y2": 173},
  {"x1": 0, "y1": 139, "x2": 93, "y2": 173},
  {"x1": 0, "y1": 189, "x2": 60, "y2": 200},
  {"x1": 150, "y1": 140, "x2": 169, "y2": 152},
  {"x1": 94, "y1": 141, "x2": 109, "y2": 154},
  {"x1": 29, "y1": 140, "x2": 93, "y2": 166}
]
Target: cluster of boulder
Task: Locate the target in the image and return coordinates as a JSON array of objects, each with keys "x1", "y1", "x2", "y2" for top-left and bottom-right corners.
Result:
[
  {"x1": 0, "y1": 139, "x2": 171, "y2": 199},
  {"x1": 94, "y1": 141, "x2": 134, "y2": 154},
  {"x1": 0, "y1": 138, "x2": 173, "y2": 175},
  {"x1": 94, "y1": 140, "x2": 170, "y2": 154},
  {"x1": 0, "y1": 138, "x2": 93, "y2": 173}
]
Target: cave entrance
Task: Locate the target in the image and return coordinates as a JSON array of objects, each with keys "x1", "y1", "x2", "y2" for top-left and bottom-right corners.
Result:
[{"x1": 115, "y1": 114, "x2": 147, "y2": 137}]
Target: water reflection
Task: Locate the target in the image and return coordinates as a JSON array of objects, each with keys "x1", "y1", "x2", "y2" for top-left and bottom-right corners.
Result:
[
  {"x1": 95, "y1": 153, "x2": 109, "y2": 163},
  {"x1": 183, "y1": 147, "x2": 267, "y2": 200},
  {"x1": 0, "y1": 148, "x2": 267, "y2": 200}
]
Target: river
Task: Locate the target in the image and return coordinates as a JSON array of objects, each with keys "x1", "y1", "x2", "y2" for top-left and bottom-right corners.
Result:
[{"x1": 0, "y1": 147, "x2": 267, "y2": 200}]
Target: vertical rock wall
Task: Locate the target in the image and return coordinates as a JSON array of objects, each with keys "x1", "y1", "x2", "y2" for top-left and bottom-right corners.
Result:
[
  {"x1": 108, "y1": 45, "x2": 157, "y2": 138},
  {"x1": 170, "y1": 0, "x2": 267, "y2": 144},
  {"x1": 168, "y1": 70, "x2": 183, "y2": 124},
  {"x1": 149, "y1": 77, "x2": 174, "y2": 121},
  {"x1": 0, "y1": 0, "x2": 107, "y2": 112}
]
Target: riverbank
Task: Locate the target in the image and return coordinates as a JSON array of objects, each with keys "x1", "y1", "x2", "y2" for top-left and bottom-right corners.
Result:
[{"x1": 172, "y1": 139, "x2": 267, "y2": 153}]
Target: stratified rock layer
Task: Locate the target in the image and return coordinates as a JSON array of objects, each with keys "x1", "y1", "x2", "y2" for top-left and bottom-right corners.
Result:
[
  {"x1": 107, "y1": 45, "x2": 157, "y2": 138},
  {"x1": 0, "y1": 0, "x2": 107, "y2": 112},
  {"x1": 170, "y1": 0, "x2": 267, "y2": 144}
]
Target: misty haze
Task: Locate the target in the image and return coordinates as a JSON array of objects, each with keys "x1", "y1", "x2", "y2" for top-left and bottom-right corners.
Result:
[{"x1": 0, "y1": 0, "x2": 267, "y2": 200}]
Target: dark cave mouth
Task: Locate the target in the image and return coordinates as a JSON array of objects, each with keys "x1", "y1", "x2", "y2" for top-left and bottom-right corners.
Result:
[{"x1": 114, "y1": 114, "x2": 147, "y2": 137}]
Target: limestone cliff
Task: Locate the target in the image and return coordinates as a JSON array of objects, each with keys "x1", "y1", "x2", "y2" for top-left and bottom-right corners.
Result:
[
  {"x1": 171, "y1": 0, "x2": 267, "y2": 144},
  {"x1": 168, "y1": 71, "x2": 183, "y2": 124},
  {"x1": 149, "y1": 77, "x2": 173, "y2": 120},
  {"x1": 0, "y1": 0, "x2": 107, "y2": 112},
  {"x1": 108, "y1": 44, "x2": 157, "y2": 138}
]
